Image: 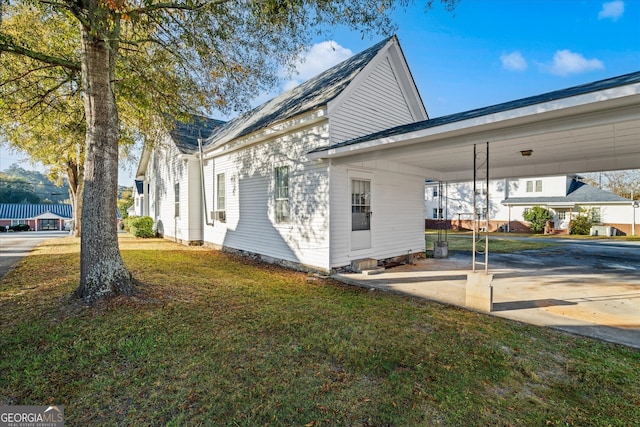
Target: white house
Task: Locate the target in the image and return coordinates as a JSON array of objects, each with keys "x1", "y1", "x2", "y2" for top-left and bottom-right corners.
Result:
[
  {"x1": 425, "y1": 175, "x2": 639, "y2": 235},
  {"x1": 135, "y1": 34, "x2": 640, "y2": 272},
  {"x1": 136, "y1": 36, "x2": 429, "y2": 271}
]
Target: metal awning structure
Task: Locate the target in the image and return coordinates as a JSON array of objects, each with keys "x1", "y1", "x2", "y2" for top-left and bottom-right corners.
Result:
[
  {"x1": 309, "y1": 71, "x2": 640, "y2": 181},
  {"x1": 309, "y1": 71, "x2": 640, "y2": 280}
]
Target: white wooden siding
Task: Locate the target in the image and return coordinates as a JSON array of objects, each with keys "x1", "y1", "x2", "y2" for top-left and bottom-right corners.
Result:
[
  {"x1": 202, "y1": 122, "x2": 332, "y2": 270},
  {"x1": 330, "y1": 161, "x2": 425, "y2": 268},
  {"x1": 330, "y1": 56, "x2": 415, "y2": 145},
  {"x1": 145, "y1": 136, "x2": 200, "y2": 242}
]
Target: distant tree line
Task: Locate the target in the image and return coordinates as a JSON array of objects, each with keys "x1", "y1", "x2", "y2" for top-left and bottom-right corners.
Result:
[
  {"x1": 582, "y1": 170, "x2": 640, "y2": 200},
  {"x1": 0, "y1": 164, "x2": 69, "y2": 204}
]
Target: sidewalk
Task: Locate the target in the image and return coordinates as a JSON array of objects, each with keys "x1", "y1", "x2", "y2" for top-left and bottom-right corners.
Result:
[{"x1": 334, "y1": 255, "x2": 640, "y2": 349}]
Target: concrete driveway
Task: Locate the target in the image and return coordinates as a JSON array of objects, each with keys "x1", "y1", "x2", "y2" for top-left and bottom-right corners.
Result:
[
  {"x1": 0, "y1": 231, "x2": 68, "y2": 280},
  {"x1": 336, "y1": 238, "x2": 640, "y2": 349}
]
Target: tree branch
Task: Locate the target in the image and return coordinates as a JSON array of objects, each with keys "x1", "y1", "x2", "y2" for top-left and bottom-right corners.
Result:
[{"x1": 0, "y1": 38, "x2": 81, "y2": 71}]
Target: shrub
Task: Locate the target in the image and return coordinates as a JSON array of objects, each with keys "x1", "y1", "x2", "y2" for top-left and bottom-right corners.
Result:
[
  {"x1": 127, "y1": 216, "x2": 154, "y2": 238},
  {"x1": 10, "y1": 224, "x2": 30, "y2": 232},
  {"x1": 523, "y1": 206, "x2": 551, "y2": 234},
  {"x1": 570, "y1": 211, "x2": 593, "y2": 235},
  {"x1": 122, "y1": 217, "x2": 131, "y2": 232}
]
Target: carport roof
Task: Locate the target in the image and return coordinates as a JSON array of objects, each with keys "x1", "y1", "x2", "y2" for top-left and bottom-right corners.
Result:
[
  {"x1": 311, "y1": 71, "x2": 640, "y2": 153},
  {"x1": 309, "y1": 70, "x2": 640, "y2": 181}
]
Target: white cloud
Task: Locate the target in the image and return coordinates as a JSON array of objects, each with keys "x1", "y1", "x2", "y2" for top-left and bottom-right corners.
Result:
[
  {"x1": 280, "y1": 41, "x2": 354, "y2": 90},
  {"x1": 598, "y1": 1, "x2": 625, "y2": 21},
  {"x1": 545, "y1": 50, "x2": 604, "y2": 76},
  {"x1": 500, "y1": 51, "x2": 527, "y2": 71}
]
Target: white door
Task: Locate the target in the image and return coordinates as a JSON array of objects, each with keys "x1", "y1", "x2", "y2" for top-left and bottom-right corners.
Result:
[{"x1": 351, "y1": 179, "x2": 371, "y2": 250}]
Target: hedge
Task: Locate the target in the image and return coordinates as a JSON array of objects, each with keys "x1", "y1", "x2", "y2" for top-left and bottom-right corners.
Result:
[{"x1": 125, "y1": 216, "x2": 154, "y2": 238}]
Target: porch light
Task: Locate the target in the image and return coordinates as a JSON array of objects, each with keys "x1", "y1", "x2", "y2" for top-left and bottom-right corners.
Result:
[{"x1": 520, "y1": 149, "x2": 533, "y2": 157}]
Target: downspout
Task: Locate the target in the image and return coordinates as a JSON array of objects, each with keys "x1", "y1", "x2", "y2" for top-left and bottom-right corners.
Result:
[{"x1": 198, "y1": 137, "x2": 213, "y2": 226}]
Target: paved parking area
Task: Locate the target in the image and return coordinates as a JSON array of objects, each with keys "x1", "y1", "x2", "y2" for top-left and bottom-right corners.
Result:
[
  {"x1": 335, "y1": 240, "x2": 640, "y2": 349},
  {"x1": 0, "y1": 231, "x2": 68, "y2": 280}
]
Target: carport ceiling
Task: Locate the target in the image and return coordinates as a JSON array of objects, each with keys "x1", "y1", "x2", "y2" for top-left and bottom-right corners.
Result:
[{"x1": 310, "y1": 72, "x2": 640, "y2": 182}]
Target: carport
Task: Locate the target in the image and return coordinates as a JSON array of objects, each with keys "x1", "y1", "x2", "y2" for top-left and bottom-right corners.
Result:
[
  {"x1": 309, "y1": 71, "x2": 640, "y2": 181},
  {"x1": 309, "y1": 71, "x2": 640, "y2": 344}
]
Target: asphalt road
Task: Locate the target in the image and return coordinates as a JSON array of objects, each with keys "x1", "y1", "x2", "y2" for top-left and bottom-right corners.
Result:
[
  {"x1": 0, "y1": 231, "x2": 69, "y2": 280},
  {"x1": 475, "y1": 236, "x2": 640, "y2": 273}
]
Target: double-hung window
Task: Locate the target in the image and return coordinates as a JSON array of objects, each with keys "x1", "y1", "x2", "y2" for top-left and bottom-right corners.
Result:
[
  {"x1": 275, "y1": 166, "x2": 290, "y2": 223},
  {"x1": 216, "y1": 173, "x2": 226, "y2": 222},
  {"x1": 174, "y1": 183, "x2": 180, "y2": 217}
]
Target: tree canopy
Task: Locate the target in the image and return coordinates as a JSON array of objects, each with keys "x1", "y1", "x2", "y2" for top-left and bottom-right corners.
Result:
[{"x1": 582, "y1": 170, "x2": 640, "y2": 201}]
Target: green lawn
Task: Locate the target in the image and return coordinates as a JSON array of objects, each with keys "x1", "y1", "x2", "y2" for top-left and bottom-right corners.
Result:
[
  {"x1": 1, "y1": 236, "x2": 638, "y2": 426},
  {"x1": 425, "y1": 232, "x2": 559, "y2": 253}
]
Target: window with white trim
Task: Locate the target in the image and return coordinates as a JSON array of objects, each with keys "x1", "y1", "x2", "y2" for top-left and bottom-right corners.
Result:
[
  {"x1": 526, "y1": 180, "x2": 542, "y2": 193},
  {"x1": 275, "y1": 166, "x2": 289, "y2": 223},
  {"x1": 352, "y1": 179, "x2": 371, "y2": 231},
  {"x1": 216, "y1": 173, "x2": 226, "y2": 223},
  {"x1": 174, "y1": 183, "x2": 180, "y2": 218}
]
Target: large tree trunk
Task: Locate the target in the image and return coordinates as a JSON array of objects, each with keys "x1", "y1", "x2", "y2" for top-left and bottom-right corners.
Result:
[{"x1": 74, "y1": 24, "x2": 133, "y2": 303}]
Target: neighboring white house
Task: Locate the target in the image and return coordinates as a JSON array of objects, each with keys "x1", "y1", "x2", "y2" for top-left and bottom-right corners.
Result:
[
  {"x1": 136, "y1": 36, "x2": 429, "y2": 271},
  {"x1": 425, "y1": 175, "x2": 639, "y2": 235}
]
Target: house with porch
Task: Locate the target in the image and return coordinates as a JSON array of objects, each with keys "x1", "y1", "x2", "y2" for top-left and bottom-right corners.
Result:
[
  {"x1": 425, "y1": 175, "x2": 639, "y2": 235},
  {"x1": 136, "y1": 35, "x2": 640, "y2": 272},
  {"x1": 0, "y1": 203, "x2": 72, "y2": 231}
]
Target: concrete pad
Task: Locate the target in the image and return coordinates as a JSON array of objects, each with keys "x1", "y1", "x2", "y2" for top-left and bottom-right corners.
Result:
[{"x1": 334, "y1": 253, "x2": 640, "y2": 349}]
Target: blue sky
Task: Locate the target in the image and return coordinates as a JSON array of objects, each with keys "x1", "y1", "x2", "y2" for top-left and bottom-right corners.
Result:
[{"x1": 1, "y1": 0, "x2": 638, "y2": 185}]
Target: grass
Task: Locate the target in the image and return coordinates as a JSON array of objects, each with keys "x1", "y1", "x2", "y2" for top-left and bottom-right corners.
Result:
[
  {"x1": 1, "y1": 235, "x2": 639, "y2": 426},
  {"x1": 425, "y1": 232, "x2": 559, "y2": 253}
]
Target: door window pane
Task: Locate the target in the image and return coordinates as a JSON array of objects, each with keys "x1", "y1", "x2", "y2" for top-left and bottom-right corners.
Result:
[{"x1": 352, "y1": 179, "x2": 371, "y2": 231}]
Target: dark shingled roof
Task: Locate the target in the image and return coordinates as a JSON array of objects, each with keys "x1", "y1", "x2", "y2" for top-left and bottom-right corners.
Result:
[
  {"x1": 203, "y1": 36, "x2": 394, "y2": 149},
  {"x1": 502, "y1": 180, "x2": 632, "y2": 205},
  {"x1": 310, "y1": 70, "x2": 640, "y2": 154},
  {"x1": 170, "y1": 115, "x2": 226, "y2": 154}
]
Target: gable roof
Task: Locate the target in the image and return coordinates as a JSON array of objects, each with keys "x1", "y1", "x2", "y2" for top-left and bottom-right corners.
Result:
[
  {"x1": 135, "y1": 114, "x2": 225, "y2": 180},
  {"x1": 170, "y1": 115, "x2": 226, "y2": 155},
  {"x1": 502, "y1": 179, "x2": 631, "y2": 206},
  {"x1": 309, "y1": 70, "x2": 640, "y2": 155},
  {"x1": 203, "y1": 36, "x2": 397, "y2": 150},
  {"x1": 0, "y1": 203, "x2": 72, "y2": 219}
]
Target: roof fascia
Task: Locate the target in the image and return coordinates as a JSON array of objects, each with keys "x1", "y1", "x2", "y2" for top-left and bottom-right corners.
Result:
[
  {"x1": 386, "y1": 38, "x2": 428, "y2": 121},
  {"x1": 310, "y1": 82, "x2": 640, "y2": 160},
  {"x1": 203, "y1": 108, "x2": 327, "y2": 159},
  {"x1": 135, "y1": 145, "x2": 152, "y2": 180}
]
